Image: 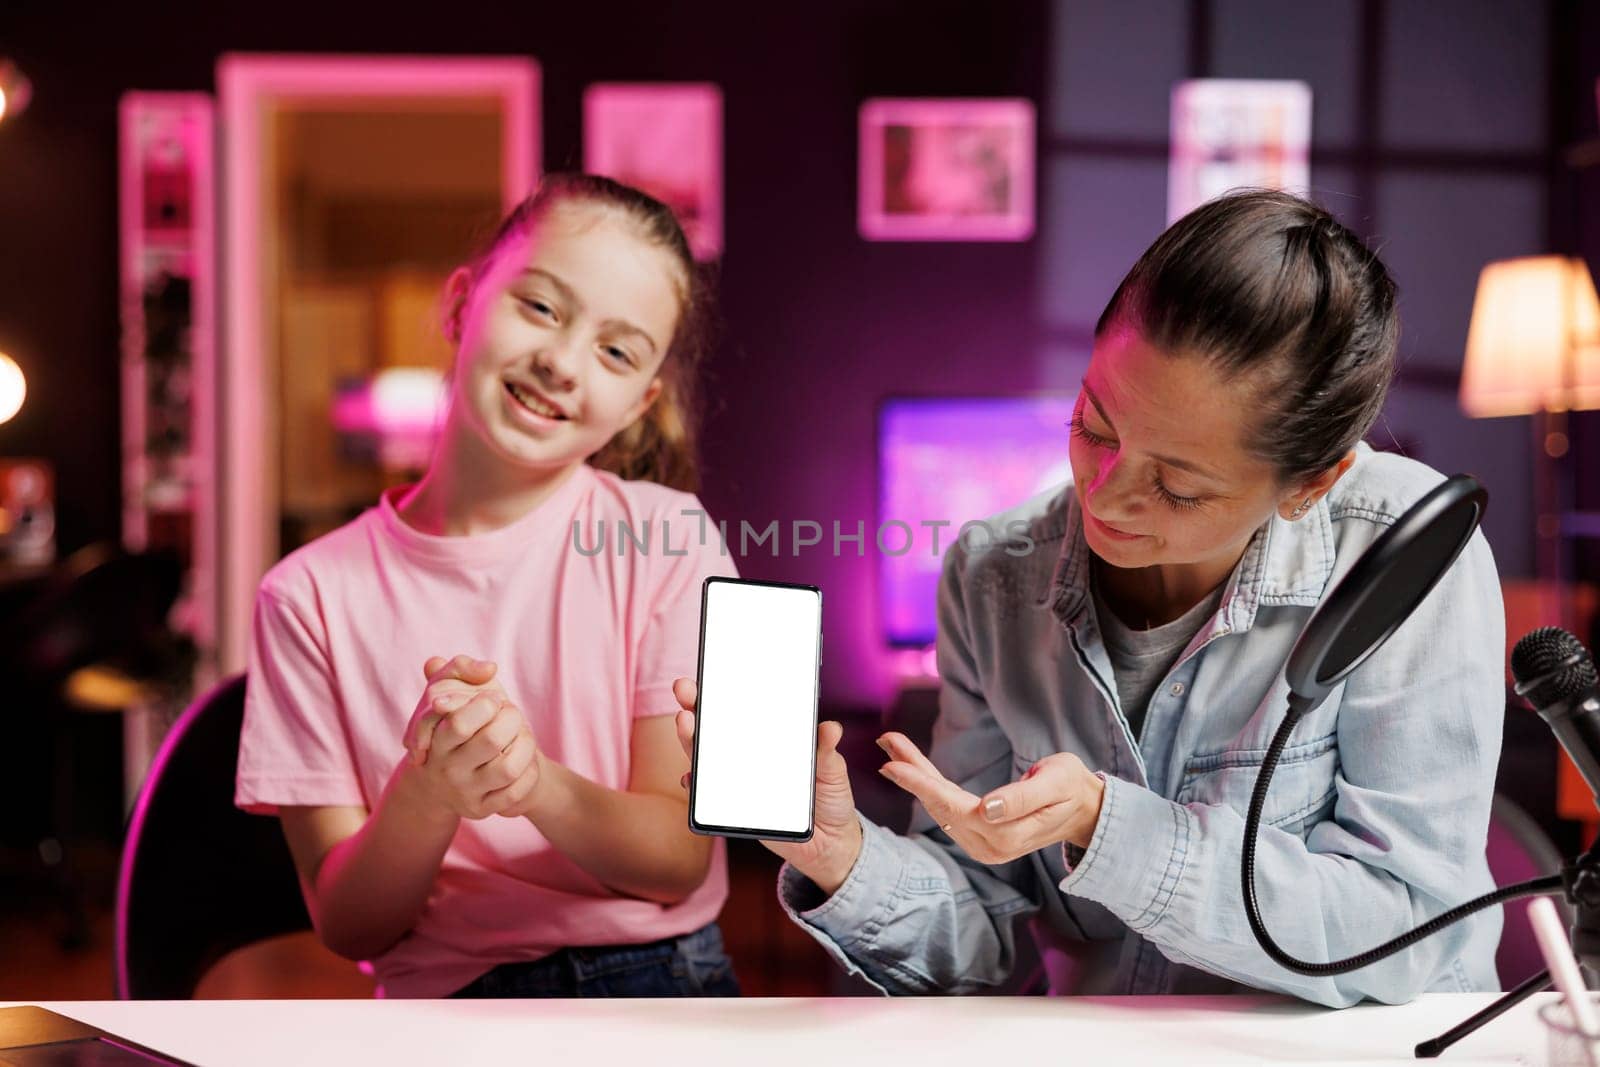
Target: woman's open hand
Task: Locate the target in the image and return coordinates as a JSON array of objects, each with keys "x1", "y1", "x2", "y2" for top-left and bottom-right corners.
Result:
[{"x1": 877, "y1": 732, "x2": 1105, "y2": 864}]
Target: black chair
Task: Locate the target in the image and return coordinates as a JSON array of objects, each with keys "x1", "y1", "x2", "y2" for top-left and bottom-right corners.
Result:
[{"x1": 115, "y1": 673, "x2": 313, "y2": 999}]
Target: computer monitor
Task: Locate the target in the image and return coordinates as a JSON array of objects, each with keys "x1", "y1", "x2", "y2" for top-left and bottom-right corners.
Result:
[{"x1": 877, "y1": 395, "x2": 1076, "y2": 647}]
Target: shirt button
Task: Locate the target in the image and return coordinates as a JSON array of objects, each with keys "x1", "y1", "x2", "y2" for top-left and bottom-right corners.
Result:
[{"x1": 1169, "y1": 682, "x2": 1186, "y2": 697}]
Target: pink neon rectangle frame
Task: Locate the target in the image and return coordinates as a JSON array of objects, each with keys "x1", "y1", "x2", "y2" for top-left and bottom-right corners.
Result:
[
  {"x1": 118, "y1": 92, "x2": 217, "y2": 652},
  {"x1": 858, "y1": 98, "x2": 1036, "y2": 242},
  {"x1": 1167, "y1": 79, "x2": 1312, "y2": 224},
  {"x1": 584, "y1": 83, "x2": 723, "y2": 260},
  {"x1": 216, "y1": 53, "x2": 540, "y2": 675}
]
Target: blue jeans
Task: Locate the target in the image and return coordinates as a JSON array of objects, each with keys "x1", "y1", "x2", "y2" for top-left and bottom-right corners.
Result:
[{"x1": 447, "y1": 922, "x2": 740, "y2": 998}]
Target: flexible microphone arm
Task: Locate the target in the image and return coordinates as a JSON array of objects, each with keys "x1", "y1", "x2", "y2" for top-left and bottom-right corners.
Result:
[
  {"x1": 1224, "y1": 473, "x2": 1587, "y2": 1056},
  {"x1": 1240, "y1": 692, "x2": 1562, "y2": 978},
  {"x1": 1244, "y1": 627, "x2": 1600, "y2": 977},
  {"x1": 1241, "y1": 626, "x2": 1600, "y2": 1058}
]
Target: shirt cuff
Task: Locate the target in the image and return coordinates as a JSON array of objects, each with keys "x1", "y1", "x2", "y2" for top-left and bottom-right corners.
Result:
[
  {"x1": 631, "y1": 683, "x2": 682, "y2": 718},
  {"x1": 776, "y1": 813, "x2": 898, "y2": 992},
  {"x1": 1057, "y1": 772, "x2": 1194, "y2": 934},
  {"x1": 234, "y1": 772, "x2": 367, "y2": 815}
]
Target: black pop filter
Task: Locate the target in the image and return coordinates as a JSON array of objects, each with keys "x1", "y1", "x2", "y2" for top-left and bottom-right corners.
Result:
[
  {"x1": 1242, "y1": 472, "x2": 1598, "y2": 1059},
  {"x1": 1244, "y1": 473, "x2": 1514, "y2": 986},
  {"x1": 1283, "y1": 474, "x2": 1488, "y2": 712}
]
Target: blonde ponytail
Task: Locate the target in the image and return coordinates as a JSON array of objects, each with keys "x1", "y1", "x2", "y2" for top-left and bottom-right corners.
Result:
[{"x1": 588, "y1": 370, "x2": 700, "y2": 493}]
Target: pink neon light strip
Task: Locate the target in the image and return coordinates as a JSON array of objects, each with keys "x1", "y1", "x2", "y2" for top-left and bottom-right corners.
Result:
[
  {"x1": 858, "y1": 98, "x2": 1036, "y2": 242},
  {"x1": 216, "y1": 54, "x2": 539, "y2": 674}
]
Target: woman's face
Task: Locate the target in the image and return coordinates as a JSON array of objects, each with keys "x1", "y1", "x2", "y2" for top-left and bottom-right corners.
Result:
[
  {"x1": 448, "y1": 202, "x2": 681, "y2": 474},
  {"x1": 1068, "y1": 324, "x2": 1303, "y2": 574}
]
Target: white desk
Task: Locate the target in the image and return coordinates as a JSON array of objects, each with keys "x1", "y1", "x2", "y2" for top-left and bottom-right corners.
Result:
[{"x1": 1, "y1": 994, "x2": 1574, "y2": 1066}]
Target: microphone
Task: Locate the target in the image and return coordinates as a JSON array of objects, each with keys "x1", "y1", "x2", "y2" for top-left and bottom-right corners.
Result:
[
  {"x1": 1512, "y1": 627, "x2": 1600, "y2": 807},
  {"x1": 1413, "y1": 627, "x2": 1600, "y2": 1054}
]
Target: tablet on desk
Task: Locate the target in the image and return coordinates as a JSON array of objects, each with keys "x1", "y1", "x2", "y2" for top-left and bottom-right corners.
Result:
[{"x1": 0, "y1": 1007, "x2": 194, "y2": 1066}]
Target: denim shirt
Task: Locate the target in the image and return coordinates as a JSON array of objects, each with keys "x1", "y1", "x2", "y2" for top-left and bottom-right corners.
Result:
[{"x1": 779, "y1": 444, "x2": 1505, "y2": 1007}]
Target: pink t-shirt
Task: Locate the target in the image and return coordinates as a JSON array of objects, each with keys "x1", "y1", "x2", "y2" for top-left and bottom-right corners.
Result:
[{"x1": 235, "y1": 463, "x2": 737, "y2": 997}]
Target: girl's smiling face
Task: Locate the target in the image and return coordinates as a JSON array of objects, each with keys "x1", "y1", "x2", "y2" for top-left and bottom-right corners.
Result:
[
  {"x1": 447, "y1": 201, "x2": 683, "y2": 475},
  {"x1": 1069, "y1": 324, "x2": 1314, "y2": 575}
]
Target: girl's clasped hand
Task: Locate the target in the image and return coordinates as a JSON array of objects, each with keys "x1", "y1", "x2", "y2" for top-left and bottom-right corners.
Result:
[{"x1": 403, "y1": 654, "x2": 543, "y2": 821}]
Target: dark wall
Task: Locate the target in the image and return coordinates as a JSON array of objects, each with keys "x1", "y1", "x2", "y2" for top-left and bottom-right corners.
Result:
[
  {"x1": 0, "y1": 1, "x2": 1591, "y2": 707},
  {"x1": 0, "y1": 2, "x2": 1048, "y2": 708}
]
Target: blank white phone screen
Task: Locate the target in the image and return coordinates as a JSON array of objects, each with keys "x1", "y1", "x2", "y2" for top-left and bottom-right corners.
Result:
[{"x1": 693, "y1": 580, "x2": 822, "y2": 836}]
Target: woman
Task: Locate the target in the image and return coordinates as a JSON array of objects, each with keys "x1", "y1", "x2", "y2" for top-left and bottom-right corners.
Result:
[{"x1": 675, "y1": 190, "x2": 1504, "y2": 1007}]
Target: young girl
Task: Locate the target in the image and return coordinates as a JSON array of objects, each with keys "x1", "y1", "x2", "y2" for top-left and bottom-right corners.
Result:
[
  {"x1": 676, "y1": 189, "x2": 1505, "y2": 1007},
  {"x1": 236, "y1": 174, "x2": 740, "y2": 999}
]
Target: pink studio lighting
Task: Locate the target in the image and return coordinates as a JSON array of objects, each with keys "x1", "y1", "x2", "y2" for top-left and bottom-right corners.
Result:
[
  {"x1": 331, "y1": 368, "x2": 449, "y2": 471},
  {"x1": 858, "y1": 98, "x2": 1035, "y2": 241},
  {"x1": 118, "y1": 91, "x2": 216, "y2": 669},
  {"x1": 584, "y1": 83, "x2": 723, "y2": 260}
]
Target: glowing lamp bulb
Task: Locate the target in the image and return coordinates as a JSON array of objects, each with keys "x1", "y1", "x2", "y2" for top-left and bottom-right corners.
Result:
[
  {"x1": 0, "y1": 60, "x2": 31, "y2": 124},
  {"x1": 371, "y1": 367, "x2": 447, "y2": 432},
  {"x1": 0, "y1": 353, "x2": 26, "y2": 424}
]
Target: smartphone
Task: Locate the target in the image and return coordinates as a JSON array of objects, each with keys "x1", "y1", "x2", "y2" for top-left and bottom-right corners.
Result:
[{"x1": 689, "y1": 576, "x2": 823, "y2": 841}]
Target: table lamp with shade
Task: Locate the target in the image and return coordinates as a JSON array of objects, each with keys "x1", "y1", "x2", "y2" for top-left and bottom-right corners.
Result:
[{"x1": 1459, "y1": 254, "x2": 1600, "y2": 628}]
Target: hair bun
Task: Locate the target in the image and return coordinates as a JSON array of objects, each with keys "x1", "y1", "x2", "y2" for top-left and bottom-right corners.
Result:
[{"x1": 1093, "y1": 189, "x2": 1399, "y2": 482}]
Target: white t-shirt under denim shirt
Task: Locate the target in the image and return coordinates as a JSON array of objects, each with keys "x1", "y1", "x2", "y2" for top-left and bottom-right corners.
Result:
[{"x1": 778, "y1": 443, "x2": 1504, "y2": 1007}]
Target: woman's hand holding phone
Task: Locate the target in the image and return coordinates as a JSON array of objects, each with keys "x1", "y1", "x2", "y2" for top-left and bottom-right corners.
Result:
[{"x1": 672, "y1": 677, "x2": 863, "y2": 896}]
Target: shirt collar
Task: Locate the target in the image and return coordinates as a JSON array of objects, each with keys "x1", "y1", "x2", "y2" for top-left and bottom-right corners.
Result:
[{"x1": 1038, "y1": 489, "x2": 1336, "y2": 637}]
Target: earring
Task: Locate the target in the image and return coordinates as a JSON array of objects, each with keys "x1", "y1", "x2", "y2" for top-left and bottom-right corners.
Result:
[{"x1": 1290, "y1": 497, "x2": 1314, "y2": 518}]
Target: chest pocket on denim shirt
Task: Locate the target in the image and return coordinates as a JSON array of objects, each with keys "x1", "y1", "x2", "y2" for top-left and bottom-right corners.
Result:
[{"x1": 1176, "y1": 732, "x2": 1340, "y2": 839}]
